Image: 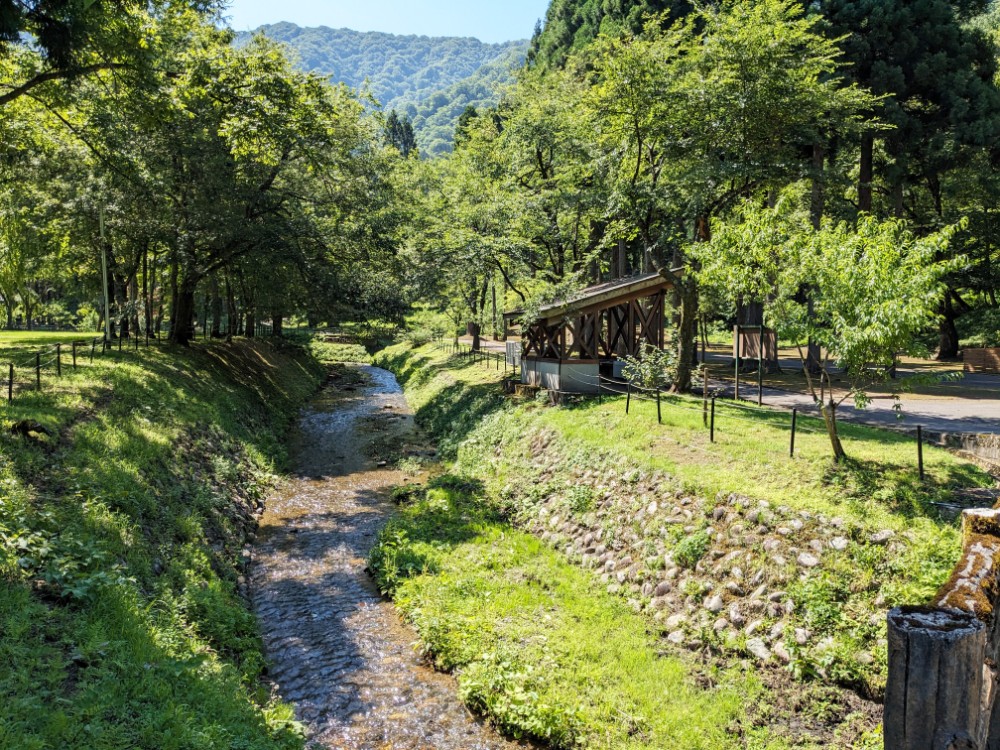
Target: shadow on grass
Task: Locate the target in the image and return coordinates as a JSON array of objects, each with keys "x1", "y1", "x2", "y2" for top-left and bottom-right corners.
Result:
[{"x1": 0, "y1": 338, "x2": 326, "y2": 750}]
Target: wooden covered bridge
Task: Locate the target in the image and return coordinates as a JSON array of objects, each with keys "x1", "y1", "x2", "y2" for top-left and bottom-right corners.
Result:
[{"x1": 506, "y1": 272, "x2": 673, "y2": 394}]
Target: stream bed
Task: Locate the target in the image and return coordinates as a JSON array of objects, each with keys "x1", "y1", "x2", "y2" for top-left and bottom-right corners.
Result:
[{"x1": 251, "y1": 365, "x2": 520, "y2": 750}]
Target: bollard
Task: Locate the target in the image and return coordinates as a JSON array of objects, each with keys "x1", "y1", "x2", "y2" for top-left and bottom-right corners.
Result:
[
  {"x1": 710, "y1": 398, "x2": 716, "y2": 443},
  {"x1": 918, "y1": 425, "x2": 925, "y2": 481},
  {"x1": 56, "y1": 344, "x2": 61, "y2": 377},
  {"x1": 790, "y1": 409, "x2": 797, "y2": 458}
]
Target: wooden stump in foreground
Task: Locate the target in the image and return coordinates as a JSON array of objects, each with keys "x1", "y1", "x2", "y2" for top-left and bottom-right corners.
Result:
[{"x1": 885, "y1": 606, "x2": 988, "y2": 750}]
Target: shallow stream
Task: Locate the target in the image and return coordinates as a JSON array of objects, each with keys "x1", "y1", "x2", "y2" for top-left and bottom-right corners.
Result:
[{"x1": 251, "y1": 365, "x2": 519, "y2": 749}]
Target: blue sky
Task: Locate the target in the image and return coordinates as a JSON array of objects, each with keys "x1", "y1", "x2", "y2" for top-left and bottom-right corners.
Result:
[{"x1": 222, "y1": 0, "x2": 550, "y2": 43}]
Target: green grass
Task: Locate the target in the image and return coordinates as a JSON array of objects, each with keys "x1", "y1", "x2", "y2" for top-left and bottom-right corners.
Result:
[
  {"x1": 371, "y1": 341, "x2": 994, "y2": 748},
  {"x1": 0, "y1": 338, "x2": 324, "y2": 750},
  {"x1": 369, "y1": 475, "x2": 749, "y2": 749},
  {"x1": 0, "y1": 330, "x2": 102, "y2": 349}
]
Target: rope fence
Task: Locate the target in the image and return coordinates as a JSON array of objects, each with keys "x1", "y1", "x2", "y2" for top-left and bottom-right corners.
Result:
[
  {"x1": 2, "y1": 334, "x2": 156, "y2": 405},
  {"x1": 441, "y1": 340, "x2": 931, "y2": 482}
]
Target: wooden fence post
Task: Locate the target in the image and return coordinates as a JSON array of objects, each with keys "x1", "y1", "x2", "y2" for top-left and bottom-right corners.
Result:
[
  {"x1": 918, "y1": 426, "x2": 925, "y2": 481},
  {"x1": 886, "y1": 508, "x2": 1000, "y2": 750},
  {"x1": 35, "y1": 352, "x2": 40, "y2": 391},
  {"x1": 56, "y1": 344, "x2": 61, "y2": 377},
  {"x1": 656, "y1": 387, "x2": 661, "y2": 424},
  {"x1": 790, "y1": 409, "x2": 797, "y2": 458},
  {"x1": 885, "y1": 606, "x2": 987, "y2": 750},
  {"x1": 72, "y1": 341, "x2": 77, "y2": 370},
  {"x1": 710, "y1": 398, "x2": 716, "y2": 443},
  {"x1": 7, "y1": 363, "x2": 12, "y2": 403},
  {"x1": 626, "y1": 381, "x2": 631, "y2": 415}
]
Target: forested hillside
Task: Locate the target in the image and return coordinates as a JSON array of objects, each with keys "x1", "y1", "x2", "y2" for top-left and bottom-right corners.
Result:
[
  {"x1": 246, "y1": 23, "x2": 527, "y2": 155},
  {"x1": 527, "y1": 0, "x2": 691, "y2": 67}
]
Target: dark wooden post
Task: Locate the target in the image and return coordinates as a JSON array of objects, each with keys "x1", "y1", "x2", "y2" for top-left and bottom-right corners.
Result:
[
  {"x1": 791, "y1": 409, "x2": 797, "y2": 458},
  {"x1": 656, "y1": 387, "x2": 661, "y2": 424},
  {"x1": 56, "y1": 344, "x2": 61, "y2": 377},
  {"x1": 35, "y1": 352, "x2": 40, "y2": 390},
  {"x1": 118, "y1": 335, "x2": 122, "y2": 352},
  {"x1": 72, "y1": 341, "x2": 77, "y2": 370},
  {"x1": 91, "y1": 340, "x2": 96, "y2": 363},
  {"x1": 703, "y1": 366, "x2": 709, "y2": 427},
  {"x1": 710, "y1": 398, "x2": 716, "y2": 443},
  {"x1": 7, "y1": 363, "x2": 12, "y2": 403},
  {"x1": 918, "y1": 426, "x2": 925, "y2": 481},
  {"x1": 885, "y1": 606, "x2": 987, "y2": 750},
  {"x1": 626, "y1": 381, "x2": 631, "y2": 415}
]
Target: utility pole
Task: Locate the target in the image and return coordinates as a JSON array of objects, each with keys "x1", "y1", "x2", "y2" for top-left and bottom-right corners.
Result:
[{"x1": 100, "y1": 205, "x2": 112, "y2": 345}]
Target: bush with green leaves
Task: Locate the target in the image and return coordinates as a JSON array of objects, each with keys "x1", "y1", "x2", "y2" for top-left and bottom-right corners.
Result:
[{"x1": 620, "y1": 338, "x2": 678, "y2": 390}]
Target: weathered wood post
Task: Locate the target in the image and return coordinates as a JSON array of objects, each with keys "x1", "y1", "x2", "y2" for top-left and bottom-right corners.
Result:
[
  {"x1": 7, "y1": 363, "x2": 12, "y2": 403},
  {"x1": 35, "y1": 352, "x2": 40, "y2": 391},
  {"x1": 791, "y1": 409, "x2": 797, "y2": 458},
  {"x1": 56, "y1": 344, "x2": 61, "y2": 377},
  {"x1": 918, "y1": 425, "x2": 925, "y2": 481},
  {"x1": 71, "y1": 341, "x2": 77, "y2": 370},
  {"x1": 710, "y1": 397, "x2": 716, "y2": 443},
  {"x1": 656, "y1": 387, "x2": 661, "y2": 424},
  {"x1": 886, "y1": 508, "x2": 1000, "y2": 750},
  {"x1": 626, "y1": 381, "x2": 631, "y2": 415},
  {"x1": 885, "y1": 607, "x2": 987, "y2": 750}
]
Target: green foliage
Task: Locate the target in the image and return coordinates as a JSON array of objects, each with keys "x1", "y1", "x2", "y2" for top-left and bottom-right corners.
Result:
[
  {"x1": 0, "y1": 340, "x2": 324, "y2": 749},
  {"x1": 672, "y1": 529, "x2": 710, "y2": 569},
  {"x1": 621, "y1": 340, "x2": 678, "y2": 389},
  {"x1": 368, "y1": 469, "x2": 747, "y2": 749},
  {"x1": 245, "y1": 23, "x2": 528, "y2": 156}
]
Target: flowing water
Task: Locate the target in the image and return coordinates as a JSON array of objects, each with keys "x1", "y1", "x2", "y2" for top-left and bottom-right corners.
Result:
[{"x1": 251, "y1": 365, "x2": 521, "y2": 750}]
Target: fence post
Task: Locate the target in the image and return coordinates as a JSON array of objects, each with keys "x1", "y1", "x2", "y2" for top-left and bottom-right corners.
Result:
[
  {"x1": 7, "y1": 363, "x2": 12, "y2": 403},
  {"x1": 118, "y1": 335, "x2": 122, "y2": 352},
  {"x1": 790, "y1": 409, "x2": 797, "y2": 458},
  {"x1": 72, "y1": 341, "x2": 77, "y2": 370},
  {"x1": 917, "y1": 426, "x2": 925, "y2": 481},
  {"x1": 703, "y1": 366, "x2": 709, "y2": 427},
  {"x1": 710, "y1": 398, "x2": 716, "y2": 443},
  {"x1": 56, "y1": 344, "x2": 61, "y2": 377},
  {"x1": 91, "y1": 340, "x2": 96, "y2": 363},
  {"x1": 884, "y1": 606, "x2": 987, "y2": 750},
  {"x1": 626, "y1": 381, "x2": 632, "y2": 415},
  {"x1": 35, "y1": 352, "x2": 40, "y2": 391},
  {"x1": 656, "y1": 387, "x2": 661, "y2": 424}
]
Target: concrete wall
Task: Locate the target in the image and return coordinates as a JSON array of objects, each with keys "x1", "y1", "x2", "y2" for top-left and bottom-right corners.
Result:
[{"x1": 521, "y1": 359, "x2": 600, "y2": 394}]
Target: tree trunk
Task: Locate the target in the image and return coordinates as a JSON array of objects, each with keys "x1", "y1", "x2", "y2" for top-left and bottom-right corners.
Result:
[
  {"x1": 821, "y1": 401, "x2": 846, "y2": 462},
  {"x1": 272, "y1": 314, "x2": 283, "y2": 337},
  {"x1": 245, "y1": 311, "x2": 255, "y2": 339},
  {"x1": 169, "y1": 281, "x2": 197, "y2": 346},
  {"x1": 938, "y1": 294, "x2": 961, "y2": 361},
  {"x1": 210, "y1": 276, "x2": 222, "y2": 337},
  {"x1": 859, "y1": 130, "x2": 874, "y2": 214},
  {"x1": 470, "y1": 322, "x2": 481, "y2": 351}
]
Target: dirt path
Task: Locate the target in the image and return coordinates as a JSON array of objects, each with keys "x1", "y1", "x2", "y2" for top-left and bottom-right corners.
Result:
[{"x1": 251, "y1": 365, "x2": 519, "y2": 750}]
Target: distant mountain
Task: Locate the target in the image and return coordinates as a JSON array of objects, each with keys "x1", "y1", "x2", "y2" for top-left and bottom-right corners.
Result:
[{"x1": 243, "y1": 23, "x2": 527, "y2": 156}]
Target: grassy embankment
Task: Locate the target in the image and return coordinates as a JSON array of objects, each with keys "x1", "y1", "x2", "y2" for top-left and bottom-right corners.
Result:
[
  {"x1": 370, "y1": 341, "x2": 994, "y2": 750},
  {"x1": 0, "y1": 334, "x2": 333, "y2": 750}
]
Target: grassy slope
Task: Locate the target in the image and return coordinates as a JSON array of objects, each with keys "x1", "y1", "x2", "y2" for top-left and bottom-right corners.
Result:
[
  {"x1": 371, "y1": 341, "x2": 994, "y2": 749},
  {"x1": 0, "y1": 338, "x2": 326, "y2": 750}
]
